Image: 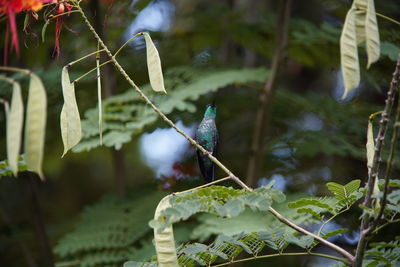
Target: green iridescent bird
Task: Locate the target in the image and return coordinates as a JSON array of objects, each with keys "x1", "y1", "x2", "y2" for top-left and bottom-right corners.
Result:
[{"x1": 195, "y1": 103, "x2": 218, "y2": 183}]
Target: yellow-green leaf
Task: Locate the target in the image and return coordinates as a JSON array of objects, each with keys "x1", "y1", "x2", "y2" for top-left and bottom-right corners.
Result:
[
  {"x1": 365, "y1": 0, "x2": 380, "y2": 68},
  {"x1": 7, "y1": 80, "x2": 24, "y2": 176},
  {"x1": 144, "y1": 32, "x2": 167, "y2": 94},
  {"x1": 25, "y1": 73, "x2": 47, "y2": 179},
  {"x1": 366, "y1": 119, "x2": 374, "y2": 175},
  {"x1": 60, "y1": 66, "x2": 81, "y2": 157},
  {"x1": 153, "y1": 195, "x2": 179, "y2": 267},
  {"x1": 340, "y1": 8, "x2": 360, "y2": 99}
]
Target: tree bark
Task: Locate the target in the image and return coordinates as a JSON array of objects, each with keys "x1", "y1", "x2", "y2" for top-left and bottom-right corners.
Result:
[{"x1": 246, "y1": 0, "x2": 293, "y2": 187}]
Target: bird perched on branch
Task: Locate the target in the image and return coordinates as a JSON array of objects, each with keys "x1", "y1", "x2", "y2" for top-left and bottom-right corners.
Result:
[{"x1": 195, "y1": 103, "x2": 218, "y2": 183}]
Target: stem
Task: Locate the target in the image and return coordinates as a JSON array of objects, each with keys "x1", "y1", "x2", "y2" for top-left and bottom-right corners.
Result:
[
  {"x1": 114, "y1": 32, "x2": 143, "y2": 56},
  {"x1": 173, "y1": 176, "x2": 232, "y2": 195},
  {"x1": 0, "y1": 66, "x2": 30, "y2": 75},
  {"x1": 96, "y1": 42, "x2": 103, "y2": 145},
  {"x1": 375, "y1": 58, "x2": 400, "y2": 225},
  {"x1": 355, "y1": 8, "x2": 400, "y2": 26},
  {"x1": 76, "y1": 4, "x2": 354, "y2": 262},
  {"x1": 0, "y1": 75, "x2": 18, "y2": 85},
  {"x1": 72, "y1": 59, "x2": 111, "y2": 83},
  {"x1": 372, "y1": 218, "x2": 400, "y2": 234},
  {"x1": 76, "y1": 4, "x2": 246, "y2": 188},
  {"x1": 67, "y1": 49, "x2": 106, "y2": 66},
  {"x1": 246, "y1": 0, "x2": 293, "y2": 187},
  {"x1": 268, "y1": 207, "x2": 354, "y2": 262},
  {"x1": 211, "y1": 252, "x2": 349, "y2": 267},
  {"x1": 48, "y1": 10, "x2": 80, "y2": 20},
  {"x1": 317, "y1": 207, "x2": 350, "y2": 237},
  {"x1": 376, "y1": 12, "x2": 400, "y2": 26},
  {"x1": 353, "y1": 56, "x2": 400, "y2": 267}
]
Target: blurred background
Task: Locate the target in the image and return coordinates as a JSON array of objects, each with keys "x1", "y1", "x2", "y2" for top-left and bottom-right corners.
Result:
[{"x1": 0, "y1": 0, "x2": 400, "y2": 266}]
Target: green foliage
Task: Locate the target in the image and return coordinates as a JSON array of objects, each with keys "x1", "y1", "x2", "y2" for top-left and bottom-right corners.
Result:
[
  {"x1": 130, "y1": 227, "x2": 323, "y2": 267},
  {"x1": 368, "y1": 179, "x2": 400, "y2": 220},
  {"x1": 74, "y1": 67, "x2": 269, "y2": 152},
  {"x1": 149, "y1": 184, "x2": 285, "y2": 234},
  {"x1": 288, "y1": 180, "x2": 363, "y2": 220},
  {"x1": 54, "y1": 189, "x2": 166, "y2": 267},
  {"x1": 139, "y1": 184, "x2": 354, "y2": 266},
  {"x1": 191, "y1": 194, "x2": 317, "y2": 242},
  {"x1": 364, "y1": 237, "x2": 400, "y2": 266},
  {"x1": 321, "y1": 228, "x2": 349, "y2": 241},
  {"x1": 326, "y1": 180, "x2": 362, "y2": 207},
  {"x1": 272, "y1": 89, "x2": 380, "y2": 161},
  {"x1": 381, "y1": 41, "x2": 400, "y2": 61}
]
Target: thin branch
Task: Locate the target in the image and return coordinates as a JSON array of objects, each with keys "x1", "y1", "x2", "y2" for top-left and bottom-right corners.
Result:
[
  {"x1": 172, "y1": 176, "x2": 232, "y2": 195},
  {"x1": 114, "y1": 32, "x2": 143, "y2": 56},
  {"x1": 76, "y1": 4, "x2": 354, "y2": 262},
  {"x1": 66, "y1": 49, "x2": 106, "y2": 67},
  {"x1": 0, "y1": 66, "x2": 31, "y2": 75},
  {"x1": 355, "y1": 8, "x2": 400, "y2": 26},
  {"x1": 376, "y1": 12, "x2": 400, "y2": 26},
  {"x1": 75, "y1": 4, "x2": 247, "y2": 189},
  {"x1": 372, "y1": 218, "x2": 400, "y2": 235},
  {"x1": 268, "y1": 207, "x2": 354, "y2": 262},
  {"x1": 375, "y1": 84, "x2": 400, "y2": 222},
  {"x1": 211, "y1": 252, "x2": 349, "y2": 267},
  {"x1": 48, "y1": 10, "x2": 80, "y2": 20},
  {"x1": 353, "y1": 55, "x2": 400, "y2": 267},
  {"x1": 246, "y1": 0, "x2": 293, "y2": 187},
  {"x1": 72, "y1": 59, "x2": 112, "y2": 83},
  {"x1": 317, "y1": 206, "x2": 350, "y2": 237}
]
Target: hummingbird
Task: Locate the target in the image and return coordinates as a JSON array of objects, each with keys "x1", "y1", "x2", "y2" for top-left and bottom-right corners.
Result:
[{"x1": 195, "y1": 103, "x2": 218, "y2": 183}]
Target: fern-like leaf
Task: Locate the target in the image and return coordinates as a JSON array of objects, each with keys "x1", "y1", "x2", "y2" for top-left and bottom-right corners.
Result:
[
  {"x1": 150, "y1": 185, "x2": 285, "y2": 233},
  {"x1": 75, "y1": 67, "x2": 269, "y2": 152}
]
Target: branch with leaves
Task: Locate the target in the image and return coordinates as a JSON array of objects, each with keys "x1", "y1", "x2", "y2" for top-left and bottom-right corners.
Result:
[
  {"x1": 56, "y1": 2, "x2": 357, "y2": 266},
  {"x1": 353, "y1": 55, "x2": 400, "y2": 267}
]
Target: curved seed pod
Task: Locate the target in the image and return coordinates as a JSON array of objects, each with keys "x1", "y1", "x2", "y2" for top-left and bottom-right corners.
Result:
[
  {"x1": 144, "y1": 32, "x2": 167, "y2": 94},
  {"x1": 7, "y1": 80, "x2": 24, "y2": 176},
  {"x1": 340, "y1": 8, "x2": 360, "y2": 99},
  {"x1": 153, "y1": 195, "x2": 179, "y2": 267},
  {"x1": 365, "y1": 0, "x2": 380, "y2": 68},
  {"x1": 25, "y1": 73, "x2": 47, "y2": 179},
  {"x1": 60, "y1": 66, "x2": 81, "y2": 157}
]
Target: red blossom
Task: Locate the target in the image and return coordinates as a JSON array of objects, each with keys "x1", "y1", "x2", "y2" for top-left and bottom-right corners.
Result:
[
  {"x1": 1, "y1": 0, "x2": 49, "y2": 56},
  {"x1": 53, "y1": 1, "x2": 72, "y2": 57}
]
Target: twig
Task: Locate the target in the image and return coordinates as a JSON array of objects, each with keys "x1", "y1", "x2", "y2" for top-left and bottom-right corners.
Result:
[
  {"x1": 72, "y1": 59, "x2": 112, "y2": 83},
  {"x1": 172, "y1": 176, "x2": 232, "y2": 195},
  {"x1": 246, "y1": 0, "x2": 293, "y2": 186},
  {"x1": 0, "y1": 66, "x2": 31, "y2": 75},
  {"x1": 76, "y1": 4, "x2": 246, "y2": 189},
  {"x1": 66, "y1": 49, "x2": 106, "y2": 67},
  {"x1": 210, "y1": 251, "x2": 349, "y2": 267},
  {"x1": 372, "y1": 218, "x2": 400, "y2": 235},
  {"x1": 317, "y1": 206, "x2": 350, "y2": 237},
  {"x1": 375, "y1": 57, "x2": 400, "y2": 225},
  {"x1": 76, "y1": 4, "x2": 354, "y2": 262},
  {"x1": 268, "y1": 207, "x2": 354, "y2": 262},
  {"x1": 353, "y1": 55, "x2": 400, "y2": 267}
]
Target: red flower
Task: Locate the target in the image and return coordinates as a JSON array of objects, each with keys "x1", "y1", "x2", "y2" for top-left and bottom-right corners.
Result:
[
  {"x1": 53, "y1": 1, "x2": 72, "y2": 57},
  {"x1": 1, "y1": 0, "x2": 48, "y2": 56}
]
